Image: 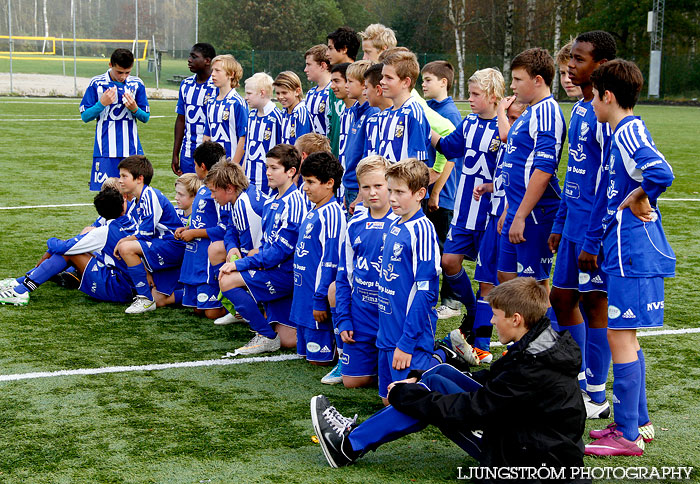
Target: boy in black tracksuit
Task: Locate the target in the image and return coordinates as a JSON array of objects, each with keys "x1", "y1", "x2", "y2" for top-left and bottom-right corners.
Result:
[{"x1": 311, "y1": 277, "x2": 587, "y2": 481}]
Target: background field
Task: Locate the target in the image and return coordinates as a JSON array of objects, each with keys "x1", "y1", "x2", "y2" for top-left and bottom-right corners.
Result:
[{"x1": 0, "y1": 98, "x2": 698, "y2": 483}]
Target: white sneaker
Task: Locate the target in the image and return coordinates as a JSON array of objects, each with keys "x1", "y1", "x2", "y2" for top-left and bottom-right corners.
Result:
[
  {"x1": 321, "y1": 360, "x2": 344, "y2": 385},
  {"x1": 235, "y1": 333, "x2": 280, "y2": 355},
  {"x1": 125, "y1": 295, "x2": 156, "y2": 314},
  {"x1": 449, "y1": 329, "x2": 480, "y2": 366},
  {"x1": 437, "y1": 305, "x2": 461, "y2": 320},
  {"x1": 582, "y1": 390, "x2": 611, "y2": 419},
  {"x1": 0, "y1": 278, "x2": 19, "y2": 290},
  {"x1": 0, "y1": 286, "x2": 29, "y2": 306},
  {"x1": 213, "y1": 312, "x2": 248, "y2": 326}
]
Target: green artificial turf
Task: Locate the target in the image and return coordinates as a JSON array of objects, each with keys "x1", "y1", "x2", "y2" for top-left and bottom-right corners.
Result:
[{"x1": 0, "y1": 98, "x2": 698, "y2": 483}]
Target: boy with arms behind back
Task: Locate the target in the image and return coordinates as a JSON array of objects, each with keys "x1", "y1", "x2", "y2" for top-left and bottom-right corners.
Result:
[
  {"x1": 304, "y1": 45, "x2": 333, "y2": 136},
  {"x1": 549, "y1": 31, "x2": 616, "y2": 418},
  {"x1": 80, "y1": 48, "x2": 150, "y2": 191}
]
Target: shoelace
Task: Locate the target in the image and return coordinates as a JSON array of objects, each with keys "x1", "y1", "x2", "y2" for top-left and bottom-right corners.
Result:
[{"x1": 322, "y1": 405, "x2": 357, "y2": 436}]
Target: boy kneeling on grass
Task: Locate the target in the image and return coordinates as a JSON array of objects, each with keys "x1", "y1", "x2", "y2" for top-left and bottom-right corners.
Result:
[{"x1": 311, "y1": 277, "x2": 586, "y2": 475}]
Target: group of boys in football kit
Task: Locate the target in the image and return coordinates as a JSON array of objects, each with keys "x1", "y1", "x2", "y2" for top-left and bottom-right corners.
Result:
[{"x1": 0, "y1": 22, "x2": 676, "y2": 469}]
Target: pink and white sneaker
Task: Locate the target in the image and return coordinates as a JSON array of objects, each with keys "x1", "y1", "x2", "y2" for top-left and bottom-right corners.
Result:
[
  {"x1": 590, "y1": 422, "x2": 655, "y2": 443},
  {"x1": 585, "y1": 429, "x2": 645, "y2": 456}
]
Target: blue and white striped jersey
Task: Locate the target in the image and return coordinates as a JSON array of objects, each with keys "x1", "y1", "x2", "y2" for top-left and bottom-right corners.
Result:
[
  {"x1": 305, "y1": 81, "x2": 331, "y2": 135},
  {"x1": 342, "y1": 101, "x2": 380, "y2": 190},
  {"x1": 79, "y1": 71, "x2": 149, "y2": 158},
  {"x1": 362, "y1": 109, "x2": 388, "y2": 158},
  {"x1": 234, "y1": 184, "x2": 308, "y2": 273},
  {"x1": 376, "y1": 97, "x2": 431, "y2": 163},
  {"x1": 245, "y1": 101, "x2": 284, "y2": 193},
  {"x1": 337, "y1": 102, "x2": 355, "y2": 172},
  {"x1": 552, "y1": 98, "x2": 611, "y2": 245},
  {"x1": 439, "y1": 114, "x2": 501, "y2": 231},
  {"x1": 501, "y1": 96, "x2": 565, "y2": 231},
  {"x1": 376, "y1": 209, "x2": 441, "y2": 354},
  {"x1": 291, "y1": 198, "x2": 347, "y2": 330},
  {"x1": 130, "y1": 185, "x2": 184, "y2": 240},
  {"x1": 489, "y1": 144, "x2": 507, "y2": 217},
  {"x1": 176, "y1": 75, "x2": 217, "y2": 159},
  {"x1": 281, "y1": 102, "x2": 312, "y2": 146},
  {"x1": 224, "y1": 184, "x2": 267, "y2": 256},
  {"x1": 335, "y1": 208, "x2": 399, "y2": 341},
  {"x1": 203, "y1": 88, "x2": 249, "y2": 158},
  {"x1": 600, "y1": 116, "x2": 675, "y2": 278}
]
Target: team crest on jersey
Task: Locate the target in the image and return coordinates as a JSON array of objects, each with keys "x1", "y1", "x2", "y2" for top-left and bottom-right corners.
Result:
[
  {"x1": 391, "y1": 242, "x2": 403, "y2": 261},
  {"x1": 319, "y1": 101, "x2": 326, "y2": 113},
  {"x1": 204, "y1": 94, "x2": 211, "y2": 104},
  {"x1": 264, "y1": 128, "x2": 271, "y2": 140},
  {"x1": 222, "y1": 109, "x2": 230, "y2": 121},
  {"x1": 198, "y1": 199, "x2": 207, "y2": 210},
  {"x1": 580, "y1": 122, "x2": 590, "y2": 137},
  {"x1": 290, "y1": 124, "x2": 296, "y2": 138},
  {"x1": 304, "y1": 223, "x2": 314, "y2": 238},
  {"x1": 394, "y1": 123, "x2": 404, "y2": 138},
  {"x1": 489, "y1": 138, "x2": 501, "y2": 152}
]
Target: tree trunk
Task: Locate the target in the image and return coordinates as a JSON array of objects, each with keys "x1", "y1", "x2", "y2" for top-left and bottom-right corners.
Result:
[
  {"x1": 448, "y1": 0, "x2": 466, "y2": 100},
  {"x1": 551, "y1": 0, "x2": 562, "y2": 98},
  {"x1": 503, "y1": 0, "x2": 514, "y2": 86},
  {"x1": 526, "y1": 0, "x2": 536, "y2": 49}
]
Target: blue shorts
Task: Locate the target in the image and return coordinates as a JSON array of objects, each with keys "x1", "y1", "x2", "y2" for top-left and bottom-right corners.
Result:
[
  {"x1": 140, "y1": 238, "x2": 186, "y2": 272},
  {"x1": 498, "y1": 219, "x2": 554, "y2": 281},
  {"x1": 182, "y1": 282, "x2": 222, "y2": 309},
  {"x1": 90, "y1": 157, "x2": 122, "y2": 191},
  {"x1": 297, "y1": 326, "x2": 335, "y2": 362},
  {"x1": 474, "y1": 214, "x2": 501, "y2": 286},
  {"x1": 79, "y1": 259, "x2": 133, "y2": 302},
  {"x1": 151, "y1": 267, "x2": 182, "y2": 296},
  {"x1": 179, "y1": 154, "x2": 196, "y2": 174},
  {"x1": 552, "y1": 236, "x2": 607, "y2": 292},
  {"x1": 444, "y1": 226, "x2": 484, "y2": 260},
  {"x1": 607, "y1": 275, "x2": 665, "y2": 330},
  {"x1": 241, "y1": 268, "x2": 294, "y2": 303},
  {"x1": 341, "y1": 339, "x2": 378, "y2": 377},
  {"x1": 377, "y1": 348, "x2": 433, "y2": 399},
  {"x1": 265, "y1": 297, "x2": 294, "y2": 328}
]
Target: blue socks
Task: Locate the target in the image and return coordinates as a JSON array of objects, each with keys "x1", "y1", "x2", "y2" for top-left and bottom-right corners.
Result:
[
  {"x1": 472, "y1": 299, "x2": 493, "y2": 352},
  {"x1": 586, "y1": 327, "x2": 611, "y2": 403},
  {"x1": 173, "y1": 288, "x2": 184, "y2": 305},
  {"x1": 330, "y1": 306, "x2": 343, "y2": 355},
  {"x1": 637, "y1": 349, "x2": 650, "y2": 426},
  {"x1": 445, "y1": 268, "x2": 476, "y2": 314},
  {"x1": 222, "y1": 287, "x2": 276, "y2": 339},
  {"x1": 208, "y1": 261, "x2": 223, "y2": 285},
  {"x1": 562, "y1": 321, "x2": 587, "y2": 390},
  {"x1": 127, "y1": 262, "x2": 152, "y2": 299},
  {"x1": 612, "y1": 360, "x2": 641, "y2": 441},
  {"x1": 546, "y1": 307, "x2": 560, "y2": 332},
  {"x1": 16, "y1": 254, "x2": 69, "y2": 294}
]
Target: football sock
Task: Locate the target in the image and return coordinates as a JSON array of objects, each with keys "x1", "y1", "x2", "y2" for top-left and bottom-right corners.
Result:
[
  {"x1": 330, "y1": 306, "x2": 343, "y2": 354},
  {"x1": 127, "y1": 263, "x2": 152, "y2": 299},
  {"x1": 586, "y1": 327, "x2": 611, "y2": 403},
  {"x1": 223, "y1": 287, "x2": 276, "y2": 339},
  {"x1": 17, "y1": 254, "x2": 68, "y2": 294},
  {"x1": 172, "y1": 288, "x2": 184, "y2": 306},
  {"x1": 562, "y1": 321, "x2": 587, "y2": 390},
  {"x1": 472, "y1": 299, "x2": 494, "y2": 351},
  {"x1": 208, "y1": 261, "x2": 223, "y2": 285},
  {"x1": 546, "y1": 307, "x2": 560, "y2": 332},
  {"x1": 637, "y1": 349, "x2": 650, "y2": 426},
  {"x1": 445, "y1": 268, "x2": 476, "y2": 314},
  {"x1": 612, "y1": 360, "x2": 641, "y2": 441}
]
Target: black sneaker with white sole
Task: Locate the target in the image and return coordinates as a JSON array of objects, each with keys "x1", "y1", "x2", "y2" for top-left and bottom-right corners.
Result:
[{"x1": 310, "y1": 395, "x2": 358, "y2": 468}]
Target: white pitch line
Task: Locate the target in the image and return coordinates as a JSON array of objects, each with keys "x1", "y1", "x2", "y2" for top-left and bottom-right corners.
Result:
[
  {"x1": 0, "y1": 353, "x2": 303, "y2": 383},
  {"x1": 490, "y1": 326, "x2": 700, "y2": 348},
  {"x1": 0, "y1": 115, "x2": 167, "y2": 122}
]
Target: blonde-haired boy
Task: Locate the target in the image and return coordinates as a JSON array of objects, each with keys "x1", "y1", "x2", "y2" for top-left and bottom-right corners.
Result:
[
  {"x1": 203, "y1": 54, "x2": 248, "y2": 163},
  {"x1": 274, "y1": 71, "x2": 312, "y2": 145},
  {"x1": 359, "y1": 23, "x2": 397, "y2": 62},
  {"x1": 244, "y1": 72, "x2": 283, "y2": 193},
  {"x1": 304, "y1": 44, "x2": 333, "y2": 135},
  {"x1": 334, "y1": 154, "x2": 399, "y2": 389},
  {"x1": 556, "y1": 40, "x2": 583, "y2": 99},
  {"x1": 430, "y1": 67, "x2": 505, "y2": 363}
]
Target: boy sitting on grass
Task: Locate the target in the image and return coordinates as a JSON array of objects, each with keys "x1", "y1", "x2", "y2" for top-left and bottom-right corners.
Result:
[
  {"x1": 311, "y1": 277, "x2": 586, "y2": 473},
  {"x1": 1, "y1": 187, "x2": 136, "y2": 305}
]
